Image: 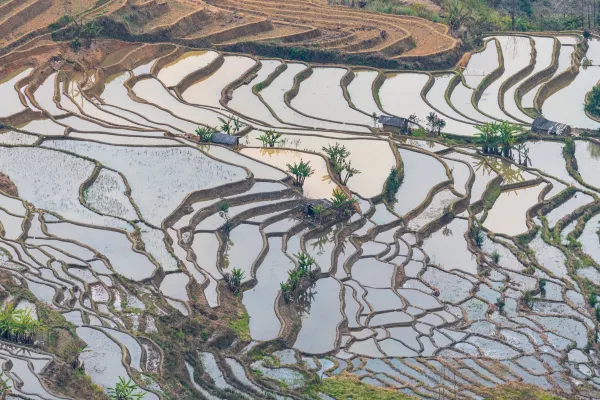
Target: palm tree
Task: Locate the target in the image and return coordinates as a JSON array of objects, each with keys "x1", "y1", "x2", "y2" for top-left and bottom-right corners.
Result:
[
  {"x1": 435, "y1": 117, "x2": 446, "y2": 136},
  {"x1": 426, "y1": 112, "x2": 437, "y2": 135},
  {"x1": 475, "y1": 122, "x2": 500, "y2": 154},
  {"x1": 498, "y1": 121, "x2": 521, "y2": 158},
  {"x1": 286, "y1": 160, "x2": 314, "y2": 188}
]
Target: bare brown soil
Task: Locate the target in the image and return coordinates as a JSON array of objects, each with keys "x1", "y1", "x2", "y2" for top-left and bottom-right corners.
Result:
[{"x1": 0, "y1": 172, "x2": 18, "y2": 197}]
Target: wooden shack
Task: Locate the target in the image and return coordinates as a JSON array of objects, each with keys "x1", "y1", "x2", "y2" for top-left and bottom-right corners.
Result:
[
  {"x1": 531, "y1": 116, "x2": 571, "y2": 136},
  {"x1": 378, "y1": 115, "x2": 410, "y2": 134}
]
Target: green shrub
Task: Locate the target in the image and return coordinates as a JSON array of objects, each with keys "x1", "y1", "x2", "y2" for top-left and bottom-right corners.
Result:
[
  {"x1": 586, "y1": 84, "x2": 600, "y2": 118},
  {"x1": 384, "y1": 167, "x2": 402, "y2": 201}
]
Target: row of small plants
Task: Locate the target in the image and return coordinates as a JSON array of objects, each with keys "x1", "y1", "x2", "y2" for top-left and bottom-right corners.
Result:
[{"x1": 194, "y1": 115, "x2": 246, "y2": 142}]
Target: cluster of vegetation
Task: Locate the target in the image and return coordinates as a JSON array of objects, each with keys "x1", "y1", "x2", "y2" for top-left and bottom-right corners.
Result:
[
  {"x1": 383, "y1": 167, "x2": 403, "y2": 202},
  {"x1": 287, "y1": 160, "x2": 314, "y2": 189},
  {"x1": 331, "y1": 188, "x2": 358, "y2": 217},
  {"x1": 194, "y1": 116, "x2": 245, "y2": 142},
  {"x1": 218, "y1": 201, "x2": 231, "y2": 230},
  {"x1": 194, "y1": 126, "x2": 216, "y2": 142},
  {"x1": 61, "y1": 18, "x2": 104, "y2": 52},
  {"x1": 258, "y1": 130, "x2": 282, "y2": 147},
  {"x1": 224, "y1": 268, "x2": 245, "y2": 295},
  {"x1": 585, "y1": 82, "x2": 600, "y2": 119},
  {"x1": 475, "y1": 121, "x2": 531, "y2": 166},
  {"x1": 425, "y1": 112, "x2": 446, "y2": 136},
  {"x1": 471, "y1": 224, "x2": 485, "y2": 248},
  {"x1": 219, "y1": 115, "x2": 244, "y2": 135},
  {"x1": 322, "y1": 143, "x2": 361, "y2": 185},
  {"x1": 0, "y1": 303, "x2": 43, "y2": 345},
  {"x1": 49, "y1": 14, "x2": 74, "y2": 30},
  {"x1": 108, "y1": 377, "x2": 145, "y2": 400},
  {"x1": 280, "y1": 252, "x2": 318, "y2": 302}
]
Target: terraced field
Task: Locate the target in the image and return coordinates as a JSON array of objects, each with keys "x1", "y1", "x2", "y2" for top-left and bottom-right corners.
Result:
[
  {"x1": 2, "y1": 30, "x2": 600, "y2": 400},
  {"x1": 0, "y1": 0, "x2": 459, "y2": 62}
]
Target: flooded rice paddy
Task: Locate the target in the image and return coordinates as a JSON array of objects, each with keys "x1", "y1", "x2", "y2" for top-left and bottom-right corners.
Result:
[{"x1": 1, "y1": 33, "x2": 600, "y2": 399}]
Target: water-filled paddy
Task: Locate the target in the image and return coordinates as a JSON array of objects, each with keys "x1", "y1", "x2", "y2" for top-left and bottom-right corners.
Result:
[{"x1": 2, "y1": 34, "x2": 600, "y2": 400}]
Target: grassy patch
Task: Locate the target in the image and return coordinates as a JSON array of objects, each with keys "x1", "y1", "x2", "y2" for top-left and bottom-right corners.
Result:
[
  {"x1": 482, "y1": 383, "x2": 564, "y2": 400},
  {"x1": 229, "y1": 312, "x2": 250, "y2": 341},
  {"x1": 307, "y1": 376, "x2": 415, "y2": 399}
]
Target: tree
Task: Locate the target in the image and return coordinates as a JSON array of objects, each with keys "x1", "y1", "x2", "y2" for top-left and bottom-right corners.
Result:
[
  {"x1": 108, "y1": 377, "x2": 145, "y2": 400},
  {"x1": 330, "y1": 188, "x2": 357, "y2": 216},
  {"x1": 286, "y1": 160, "x2": 314, "y2": 188},
  {"x1": 498, "y1": 121, "x2": 521, "y2": 158},
  {"x1": 371, "y1": 112, "x2": 378, "y2": 127},
  {"x1": 425, "y1": 112, "x2": 446, "y2": 136},
  {"x1": 586, "y1": 84, "x2": 600, "y2": 118},
  {"x1": 322, "y1": 143, "x2": 361, "y2": 185},
  {"x1": 435, "y1": 117, "x2": 446, "y2": 136},
  {"x1": 475, "y1": 122, "x2": 500, "y2": 155},
  {"x1": 257, "y1": 130, "x2": 282, "y2": 147},
  {"x1": 426, "y1": 112, "x2": 437, "y2": 135}
]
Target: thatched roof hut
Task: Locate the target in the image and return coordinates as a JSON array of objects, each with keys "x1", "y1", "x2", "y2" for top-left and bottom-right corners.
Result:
[
  {"x1": 532, "y1": 116, "x2": 571, "y2": 135},
  {"x1": 211, "y1": 132, "x2": 240, "y2": 145}
]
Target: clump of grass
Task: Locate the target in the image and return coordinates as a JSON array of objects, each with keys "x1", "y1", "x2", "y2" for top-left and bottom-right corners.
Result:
[
  {"x1": 0, "y1": 303, "x2": 43, "y2": 345},
  {"x1": 307, "y1": 375, "x2": 414, "y2": 399},
  {"x1": 482, "y1": 382, "x2": 565, "y2": 399},
  {"x1": 229, "y1": 312, "x2": 250, "y2": 342},
  {"x1": 491, "y1": 250, "x2": 501, "y2": 263}
]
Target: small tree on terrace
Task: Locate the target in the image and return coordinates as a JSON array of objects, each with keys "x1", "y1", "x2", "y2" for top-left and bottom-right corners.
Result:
[
  {"x1": 286, "y1": 160, "x2": 314, "y2": 188},
  {"x1": 322, "y1": 143, "x2": 361, "y2": 185},
  {"x1": 258, "y1": 130, "x2": 282, "y2": 147},
  {"x1": 498, "y1": 121, "x2": 521, "y2": 158},
  {"x1": 330, "y1": 188, "x2": 357, "y2": 217}
]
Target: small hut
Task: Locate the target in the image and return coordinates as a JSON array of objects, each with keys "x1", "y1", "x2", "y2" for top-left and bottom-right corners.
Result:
[
  {"x1": 378, "y1": 115, "x2": 410, "y2": 134},
  {"x1": 531, "y1": 117, "x2": 571, "y2": 136},
  {"x1": 211, "y1": 132, "x2": 240, "y2": 146}
]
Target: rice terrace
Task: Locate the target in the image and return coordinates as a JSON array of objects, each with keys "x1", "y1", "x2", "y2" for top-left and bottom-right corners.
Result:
[{"x1": 4, "y1": 0, "x2": 600, "y2": 399}]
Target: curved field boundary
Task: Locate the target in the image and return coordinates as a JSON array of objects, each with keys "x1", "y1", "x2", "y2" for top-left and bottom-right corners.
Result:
[
  {"x1": 184, "y1": 19, "x2": 274, "y2": 45},
  {"x1": 104, "y1": 43, "x2": 175, "y2": 77},
  {"x1": 515, "y1": 37, "x2": 560, "y2": 118},
  {"x1": 351, "y1": 35, "x2": 416, "y2": 57},
  {"x1": 444, "y1": 72, "x2": 487, "y2": 124},
  {"x1": 0, "y1": 0, "x2": 53, "y2": 39},
  {"x1": 283, "y1": 64, "x2": 374, "y2": 132},
  {"x1": 341, "y1": 67, "x2": 382, "y2": 120},
  {"x1": 216, "y1": 21, "x2": 320, "y2": 47},
  {"x1": 496, "y1": 35, "x2": 536, "y2": 124},
  {"x1": 173, "y1": 53, "x2": 225, "y2": 93},
  {"x1": 142, "y1": 9, "x2": 211, "y2": 38},
  {"x1": 220, "y1": 55, "x2": 262, "y2": 107},
  {"x1": 149, "y1": 45, "x2": 186, "y2": 76},
  {"x1": 534, "y1": 39, "x2": 587, "y2": 111},
  {"x1": 471, "y1": 37, "x2": 506, "y2": 122},
  {"x1": 420, "y1": 71, "x2": 484, "y2": 128}
]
